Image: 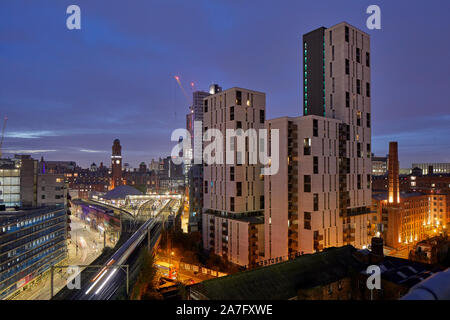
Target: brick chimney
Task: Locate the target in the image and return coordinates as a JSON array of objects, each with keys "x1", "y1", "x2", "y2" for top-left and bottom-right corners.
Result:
[{"x1": 388, "y1": 142, "x2": 400, "y2": 204}]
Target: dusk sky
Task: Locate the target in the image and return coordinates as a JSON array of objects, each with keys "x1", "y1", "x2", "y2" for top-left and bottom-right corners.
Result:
[{"x1": 1, "y1": 0, "x2": 449, "y2": 168}]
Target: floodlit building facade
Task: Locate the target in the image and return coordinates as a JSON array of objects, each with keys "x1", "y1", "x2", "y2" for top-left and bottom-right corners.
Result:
[
  {"x1": 265, "y1": 22, "x2": 375, "y2": 259},
  {"x1": 202, "y1": 87, "x2": 266, "y2": 267}
]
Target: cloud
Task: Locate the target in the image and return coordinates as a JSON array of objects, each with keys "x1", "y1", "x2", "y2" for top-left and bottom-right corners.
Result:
[
  {"x1": 79, "y1": 149, "x2": 107, "y2": 153},
  {"x1": 5, "y1": 130, "x2": 59, "y2": 139},
  {"x1": 3, "y1": 149, "x2": 57, "y2": 154}
]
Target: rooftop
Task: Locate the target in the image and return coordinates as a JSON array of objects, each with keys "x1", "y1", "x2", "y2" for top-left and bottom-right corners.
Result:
[
  {"x1": 190, "y1": 246, "x2": 364, "y2": 300},
  {"x1": 102, "y1": 185, "x2": 143, "y2": 200},
  {"x1": 372, "y1": 191, "x2": 427, "y2": 201}
]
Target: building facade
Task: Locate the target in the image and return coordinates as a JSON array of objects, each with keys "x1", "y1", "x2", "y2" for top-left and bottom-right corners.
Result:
[
  {"x1": 412, "y1": 163, "x2": 450, "y2": 175},
  {"x1": 265, "y1": 22, "x2": 374, "y2": 259},
  {"x1": 186, "y1": 90, "x2": 212, "y2": 232},
  {"x1": 372, "y1": 155, "x2": 387, "y2": 176},
  {"x1": 0, "y1": 206, "x2": 68, "y2": 299},
  {"x1": 202, "y1": 87, "x2": 266, "y2": 267}
]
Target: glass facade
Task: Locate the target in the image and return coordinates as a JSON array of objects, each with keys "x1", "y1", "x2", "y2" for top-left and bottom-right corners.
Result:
[
  {"x1": 0, "y1": 206, "x2": 67, "y2": 299},
  {"x1": 0, "y1": 160, "x2": 21, "y2": 208}
]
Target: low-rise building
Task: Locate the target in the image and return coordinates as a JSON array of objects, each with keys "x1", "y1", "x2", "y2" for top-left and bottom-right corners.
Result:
[{"x1": 189, "y1": 241, "x2": 438, "y2": 300}]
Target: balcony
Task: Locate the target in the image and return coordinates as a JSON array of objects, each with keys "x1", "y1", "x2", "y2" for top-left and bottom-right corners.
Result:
[
  {"x1": 314, "y1": 234, "x2": 324, "y2": 241},
  {"x1": 288, "y1": 230, "x2": 298, "y2": 239},
  {"x1": 288, "y1": 212, "x2": 298, "y2": 219},
  {"x1": 344, "y1": 235, "x2": 355, "y2": 242}
]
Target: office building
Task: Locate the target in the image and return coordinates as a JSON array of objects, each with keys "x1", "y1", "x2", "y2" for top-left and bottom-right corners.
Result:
[
  {"x1": 412, "y1": 163, "x2": 450, "y2": 175},
  {"x1": 372, "y1": 155, "x2": 387, "y2": 176},
  {"x1": 1, "y1": 156, "x2": 67, "y2": 209},
  {"x1": 0, "y1": 206, "x2": 68, "y2": 299}
]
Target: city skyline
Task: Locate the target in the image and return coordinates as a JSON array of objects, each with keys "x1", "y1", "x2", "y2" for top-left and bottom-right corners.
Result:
[{"x1": 1, "y1": 1, "x2": 450, "y2": 168}]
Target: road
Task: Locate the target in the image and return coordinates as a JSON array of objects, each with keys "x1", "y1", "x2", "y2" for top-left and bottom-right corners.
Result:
[{"x1": 11, "y1": 215, "x2": 104, "y2": 300}]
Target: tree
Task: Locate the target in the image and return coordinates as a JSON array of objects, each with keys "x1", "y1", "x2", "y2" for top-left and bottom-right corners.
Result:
[{"x1": 131, "y1": 250, "x2": 161, "y2": 300}]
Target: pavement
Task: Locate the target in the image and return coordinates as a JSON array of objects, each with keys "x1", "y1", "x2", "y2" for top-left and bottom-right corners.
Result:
[{"x1": 11, "y1": 215, "x2": 112, "y2": 300}]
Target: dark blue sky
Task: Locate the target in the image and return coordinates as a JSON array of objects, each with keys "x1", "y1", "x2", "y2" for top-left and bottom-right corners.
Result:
[{"x1": 1, "y1": 0, "x2": 449, "y2": 168}]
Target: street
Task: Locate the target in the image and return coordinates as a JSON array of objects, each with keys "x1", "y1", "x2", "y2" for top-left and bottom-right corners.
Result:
[{"x1": 11, "y1": 215, "x2": 106, "y2": 300}]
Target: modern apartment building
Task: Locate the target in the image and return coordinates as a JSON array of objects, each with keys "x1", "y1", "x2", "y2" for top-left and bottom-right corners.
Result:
[
  {"x1": 265, "y1": 22, "x2": 374, "y2": 259},
  {"x1": 202, "y1": 87, "x2": 266, "y2": 267}
]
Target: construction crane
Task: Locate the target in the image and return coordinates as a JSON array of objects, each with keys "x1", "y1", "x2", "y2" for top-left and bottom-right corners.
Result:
[{"x1": 0, "y1": 116, "x2": 7, "y2": 158}]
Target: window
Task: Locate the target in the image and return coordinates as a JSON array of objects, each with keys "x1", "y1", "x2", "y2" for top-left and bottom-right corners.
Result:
[
  {"x1": 260, "y1": 110, "x2": 265, "y2": 124},
  {"x1": 357, "y1": 111, "x2": 361, "y2": 126},
  {"x1": 313, "y1": 194, "x2": 319, "y2": 211},
  {"x1": 313, "y1": 156, "x2": 319, "y2": 174},
  {"x1": 367, "y1": 174, "x2": 371, "y2": 189},
  {"x1": 260, "y1": 195, "x2": 264, "y2": 210},
  {"x1": 304, "y1": 212, "x2": 311, "y2": 230},
  {"x1": 356, "y1": 48, "x2": 361, "y2": 63},
  {"x1": 330, "y1": 62, "x2": 333, "y2": 77},
  {"x1": 346, "y1": 91, "x2": 350, "y2": 108},
  {"x1": 366, "y1": 52, "x2": 370, "y2": 67},
  {"x1": 357, "y1": 143, "x2": 361, "y2": 158},
  {"x1": 357, "y1": 174, "x2": 362, "y2": 189},
  {"x1": 367, "y1": 113, "x2": 371, "y2": 128},
  {"x1": 236, "y1": 91, "x2": 242, "y2": 105},
  {"x1": 345, "y1": 59, "x2": 350, "y2": 75},
  {"x1": 313, "y1": 119, "x2": 318, "y2": 137},
  {"x1": 357, "y1": 79, "x2": 361, "y2": 95},
  {"x1": 230, "y1": 106, "x2": 234, "y2": 121},
  {"x1": 366, "y1": 82, "x2": 371, "y2": 97},
  {"x1": 204, "y1": 181, "x2": 208, "y2": 194},
  {"x1": 236, "y1": 182, "x2": 242, "y2": 196},
  {"x1": 367, "y1": 143, "x2": 371, "y2": 158},
  {"x1": 304, "y1": 175, "x2": 311, "y2": 193},
  {"x1": 303, "y1": 138, "x2": 311, "y2": 155},
  {"x1": 204, "y1": 100, "x2": 208, "y2": 113},
  {"x1": 236, "y1": 121, "x2": 242, "y2": 129},
  {"x1": 230, "y1": 197, "x2": 235, "y2": 211}
]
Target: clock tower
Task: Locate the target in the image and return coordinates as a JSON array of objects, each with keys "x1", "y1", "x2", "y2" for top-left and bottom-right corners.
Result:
[{"x1": 111, "y1": 138, "x2": 123, "y2": 189}]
